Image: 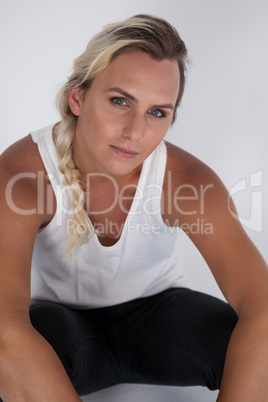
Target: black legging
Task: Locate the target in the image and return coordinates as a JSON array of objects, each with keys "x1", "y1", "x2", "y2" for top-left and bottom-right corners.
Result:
[{"x1": 28, "y1": 288, "x2": 237, "y2": 396}]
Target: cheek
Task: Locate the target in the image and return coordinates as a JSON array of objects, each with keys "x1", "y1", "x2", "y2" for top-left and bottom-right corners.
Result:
[
  {"x1": 147, "y1": 124, "x2": 169, "y2": 143},
  {"x1": 99, "y1": 114, "x2": 124, "y2": 137},
  {"x1": 80, "y1": 107, "x2": 103, "y2": 134},
  {"x1": 83, "y1": 115, "x2": 122, "y2": 146}
]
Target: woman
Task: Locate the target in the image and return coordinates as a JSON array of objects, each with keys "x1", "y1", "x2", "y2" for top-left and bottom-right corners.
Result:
[{"x1": 0, "y1": 14, "x2": 267, "y2": 402}]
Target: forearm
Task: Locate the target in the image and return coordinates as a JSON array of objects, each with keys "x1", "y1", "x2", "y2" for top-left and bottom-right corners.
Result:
[
  {"x1": 217, "y1": 312, "x2": 268, "y2": 402},
  {"x1": 0, "y1": 325, "x2": 81, "y2": 402}
]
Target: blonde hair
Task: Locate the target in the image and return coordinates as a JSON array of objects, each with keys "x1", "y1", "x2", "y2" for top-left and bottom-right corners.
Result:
[{"x1": 55, "y1": 14, "x2": 188, "y2": 258}]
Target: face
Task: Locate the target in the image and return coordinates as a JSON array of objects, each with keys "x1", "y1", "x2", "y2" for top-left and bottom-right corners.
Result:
[{"x1": 69, "y1": 49, "x2": 180, "y2": 179}]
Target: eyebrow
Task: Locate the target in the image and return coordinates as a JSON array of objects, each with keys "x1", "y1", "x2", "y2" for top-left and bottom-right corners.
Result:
[{"x1": 104, "y1": 87, "x2": 174, "y2": 110}]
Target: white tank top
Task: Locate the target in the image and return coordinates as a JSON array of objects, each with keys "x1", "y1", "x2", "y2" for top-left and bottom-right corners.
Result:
[{"x1": 30, "y1": 124, "x2": 190, "y2": 308}]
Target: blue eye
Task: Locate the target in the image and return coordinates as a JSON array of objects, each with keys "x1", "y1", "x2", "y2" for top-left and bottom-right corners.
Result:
[
  {"x1": 149, "y1": 109, "x2": 166, "y2": 118},
  {"x1": 110, "y1": 97, "x2": 127, "y2": 106}
]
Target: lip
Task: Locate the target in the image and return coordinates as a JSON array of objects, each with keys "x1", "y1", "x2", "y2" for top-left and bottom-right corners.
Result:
[{"x1": 111, "y1": 145, "x2": 138, "y2": 159}]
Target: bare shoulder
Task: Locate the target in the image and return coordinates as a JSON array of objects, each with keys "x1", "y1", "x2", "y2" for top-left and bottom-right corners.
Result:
[
  {"x1": 0, "y1": 134, "x2": 44, "y2": 175},
  {"x1": 0, "y1": 135, "x2": 44, "y2": 209},
  {"x1": 0, "y1": 134, "x2": 55, "y2": 229},
  {"x1": 164, "y1": 140, "x2": 221, "y2": 186},
  {"x1": 163, "y1": 141, "x2": 231, "y2": 225}
]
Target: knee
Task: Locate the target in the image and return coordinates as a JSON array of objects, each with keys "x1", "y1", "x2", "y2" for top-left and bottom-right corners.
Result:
[
  {"x1": 29, "y1": 302, "x2": 79, "y2": 385},
  {"x1": 29, "y1": 301, "x2": 78, "y2": 350},
  {"x1": 203, "y1": 303, "x2": 238, "y2": 390}
]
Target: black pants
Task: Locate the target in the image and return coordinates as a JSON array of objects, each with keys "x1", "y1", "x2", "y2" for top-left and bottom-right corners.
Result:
[{"x1": 29, "y1": 288, "x2": 238, "y2": 396}]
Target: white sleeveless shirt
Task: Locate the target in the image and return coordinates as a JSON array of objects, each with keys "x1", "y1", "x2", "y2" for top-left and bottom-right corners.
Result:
[{"x1": 30, "y1": 125, "x2": 189, "y2": 308}]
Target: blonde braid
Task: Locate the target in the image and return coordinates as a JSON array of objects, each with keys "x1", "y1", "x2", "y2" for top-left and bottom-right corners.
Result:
[{"x1": 55, "y1": 88, "x2": 92, "y2": 259}]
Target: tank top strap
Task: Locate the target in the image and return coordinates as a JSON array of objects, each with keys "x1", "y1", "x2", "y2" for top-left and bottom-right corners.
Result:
[{"x1": 30, "y1": 124, "x2": 64, "y2": 192}]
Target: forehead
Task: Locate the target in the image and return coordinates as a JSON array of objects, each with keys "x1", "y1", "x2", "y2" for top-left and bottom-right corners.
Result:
[{"x1": 90, "y1": 49, "x2": 180, "y2": 104}]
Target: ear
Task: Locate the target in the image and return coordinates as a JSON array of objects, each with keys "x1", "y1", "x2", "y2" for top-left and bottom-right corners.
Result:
[{"x1": 68, "y1": 87, "x2": 83, "y2": 116}]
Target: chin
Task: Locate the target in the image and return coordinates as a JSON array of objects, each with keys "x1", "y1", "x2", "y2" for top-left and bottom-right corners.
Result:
[{"x1": 107, "y1": 162, "x2": 141, "y2": 178}]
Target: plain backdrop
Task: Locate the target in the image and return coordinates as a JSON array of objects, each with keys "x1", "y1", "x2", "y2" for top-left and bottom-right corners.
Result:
[{"x1": 1, "y1": 1, "x2": 267, "y2": 401}]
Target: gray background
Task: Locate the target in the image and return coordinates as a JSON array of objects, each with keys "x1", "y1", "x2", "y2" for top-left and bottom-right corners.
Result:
[{"x1": 1, "y1": 0, "x2": 267, "y2": 400}]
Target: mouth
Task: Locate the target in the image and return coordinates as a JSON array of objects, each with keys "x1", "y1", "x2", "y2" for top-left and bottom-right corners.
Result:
[{"x1": 110, "y1": 145, "x2": 138, "y2": 159}]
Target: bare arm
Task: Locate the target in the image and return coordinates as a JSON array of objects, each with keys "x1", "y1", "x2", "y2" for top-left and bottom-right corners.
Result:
[
  {"x1": 163, "y1": 143, "x2": 268, "y2": 401},
  {"x1": 0, "y1": 138, "x2": 81, "y2": 401}
]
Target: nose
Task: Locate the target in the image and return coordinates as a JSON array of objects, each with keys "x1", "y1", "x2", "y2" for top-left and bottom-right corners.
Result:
[{"x1": 122, "y1": 111, "x2": 146, "y2": 141}]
